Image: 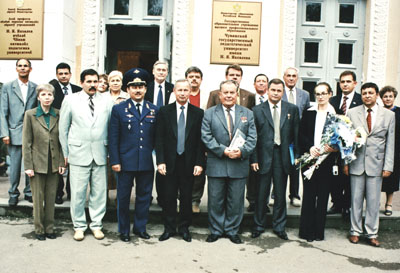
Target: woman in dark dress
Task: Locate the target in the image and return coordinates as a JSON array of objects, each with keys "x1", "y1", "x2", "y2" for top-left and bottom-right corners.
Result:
[
  {"x1": 379, "y1": 86, "x2": 400, "y2": 216},
  {"x1": 299, "y1": 82, "x2": 337, "y2": 242}
]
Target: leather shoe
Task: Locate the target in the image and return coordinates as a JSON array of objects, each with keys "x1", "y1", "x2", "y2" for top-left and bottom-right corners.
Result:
[
  {"x1": 349, "y1": 235, "x2": 359, "y2": 244},
  {"x1": 24, "y1": 195, "x2": 33, "y2": 203},
  {"x1": 8, "y1": 196, "x2": 18, "y2": 207},
  {"x1": 120, "y1": 233, "x2": 131, "y2": 242},
  {"x1": 327, "y1": 205, "x2": 341, "y2": 215},
  {"x1": 251, "y1": 230, "x2": 262, "y2": 238},
  {"x1": 247, "y1": 203, "x2": 255, "y2": 212},
  {"x1": 134, "y1": 231, "x2": 150, "y2": 239},
  {"x1": 45, "y1": 233, "x2": 56, "y2": 239},
  {"x1": 228, "y1": 234, "x2": 242, "y2": 244},
  {"x1": 206, "y1": 234, "x2": 220, "y2": 243},
  {"x1": 92, "y1": 229, "x2": 105, "y2": 240},
  {"x1": 274, "y1": 230, "x2": 288, "y2": 240},
  {"x1": 369, "y1": 238, "x2": 380, "y2": 247},
  {"x1": 36, "y1": 234, "x2": 46, "y2": 241},
  {"x1": 73, "y1": 230, "x2": 85, "y2": 241},
  {"x1": 55, "y1": 196, "x2": 63, "y2": 205},
  {"x1": 181, "y1": 232, "x2": 192, "y2": 242},
  {"x1": 159, "y1": 231, "x2": 176, "y2": 241}
]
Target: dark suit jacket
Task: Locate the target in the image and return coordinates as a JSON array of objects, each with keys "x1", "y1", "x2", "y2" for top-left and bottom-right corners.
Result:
[
  {"x1": 49, "y1": 79, "x2": 82, "y2": 110},
  {"x1": 329, "y1": 92, "x2": 362, "y2": 114},
  {"x1": 206, "y1": 88, "x2": 255, "y2": 109},
  {"x1": 145, "y1": 81, "x2": 174, "y2": 106},
  {"x1": 155, "y1": 102, "x2": 205, "y2": 176},
  {"x1": 251, "y1": 100, "x2": 300, "y2": 175}
]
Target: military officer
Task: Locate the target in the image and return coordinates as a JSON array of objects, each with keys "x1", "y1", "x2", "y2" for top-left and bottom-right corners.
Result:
[{"x1": 108, "y1": 68, "x2": 158, "y2": 242}]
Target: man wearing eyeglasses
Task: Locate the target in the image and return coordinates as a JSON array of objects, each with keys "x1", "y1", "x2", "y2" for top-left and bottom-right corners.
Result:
[{"x1": 0, "y1": 59, "x2": 37, "y2": 207}]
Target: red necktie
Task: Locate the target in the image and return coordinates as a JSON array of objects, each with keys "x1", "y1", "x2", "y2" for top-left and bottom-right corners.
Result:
[
  {"x1": 341, "y1": 96, "x2": 348, "y2": 115},
  {"x1": 367, "y1": 109, "x2": 372, "y2": 132}
]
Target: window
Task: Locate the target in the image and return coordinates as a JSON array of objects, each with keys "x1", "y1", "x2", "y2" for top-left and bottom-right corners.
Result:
[
  {"x1": 304, "y1": 42, "x2": 319, "y2": 63},
  {"x1": 114, "y1": 0, "x2": 129, "y2": 15},
  {"x1": 339, "y1": 4, "x2": 355, "y2": 24},
  {"x1": 148, "y1": 0, "x2": 163, "y2": 16},
  {"x1": 306, "y1": 2, "x2": 321, "y2": 22}
]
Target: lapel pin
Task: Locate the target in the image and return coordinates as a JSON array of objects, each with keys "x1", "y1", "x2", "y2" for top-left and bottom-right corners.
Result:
[
  {"x1": 288, "y1": 113, "x2": 291, "y2": 119},
  {"x1": 125, "y1": 108, "x2": 128, "y2": 113}
]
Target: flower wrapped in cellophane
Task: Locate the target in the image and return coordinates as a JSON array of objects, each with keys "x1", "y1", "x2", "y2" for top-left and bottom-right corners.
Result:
[{"x1": 296, "y1": 114, "x2": 367, "y2": 180}]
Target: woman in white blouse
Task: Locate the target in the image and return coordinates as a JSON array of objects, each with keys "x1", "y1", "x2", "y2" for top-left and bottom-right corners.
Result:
[{"x1": 298, "y1": 82, "x2": 337, "y2": 242}]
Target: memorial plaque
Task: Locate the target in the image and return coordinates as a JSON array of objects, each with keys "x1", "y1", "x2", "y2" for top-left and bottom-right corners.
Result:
[
  {"x1": 210, "y1": 0, "x2": 262, "y2": 66},
  {"x1": 0, "y1": 0, "x2": 44, "y2": 59}
]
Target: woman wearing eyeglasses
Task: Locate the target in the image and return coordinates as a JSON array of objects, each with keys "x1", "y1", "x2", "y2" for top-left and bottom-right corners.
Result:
[{"x1": 298, "y1": 82, "x2": 337, "y2": 242}]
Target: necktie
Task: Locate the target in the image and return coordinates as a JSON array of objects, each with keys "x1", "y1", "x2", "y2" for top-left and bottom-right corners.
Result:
[
  {"x1": 259, "y1": 96, "x2": 264, "y2": 104},
  {"x1": 177, "y1": 105, "x2": 185, "y2": 155},
  {"x1": 341, "y1": 96, "x2": 348, "y2": 115},
  {"x1": 136, "y1": 103, "x2": 141, "y2": 117},
  {"x1": 289, "y1": 90, "x2": 294, "y2": 104},
  {"x1": 63, "y1": 86, "x2": 68, "y2": 95},
  {"x1": 157, "y1": 85, "x2": 163, "y2": 107},
  {"x1": 226, "y1": 108, "x2": 234, "y2": 140},
  {"x1": 89, "y1": 96, "x2": 94, "y2": 116},
  {"x1": 273, "y1": 105, "x2": 281, "y2": 145},
  {"x1": 367, "y1": 108, "x2": 372, "y2": 132}
]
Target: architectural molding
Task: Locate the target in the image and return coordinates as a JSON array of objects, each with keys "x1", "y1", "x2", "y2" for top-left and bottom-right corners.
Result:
[
  {"x1": 281, "y1": 0, "x2": 298, "y2": 71},
  {"x1": 81, "y1": 0, "x2": 100, "y2": 70},
  {"x1": 171, "y1": 0, "x2": 190, "y2": 82},
  {"x1": 366, "y1": 0, "x2": 390, "y2": 86}
]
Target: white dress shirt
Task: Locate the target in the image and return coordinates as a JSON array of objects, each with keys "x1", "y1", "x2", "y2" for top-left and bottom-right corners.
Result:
[
  {"x1": 176, "y1": 101, "x2": 188, "y2": 125},
  {"x1": 307, "y1": 104, "x2": 336, "y2": 146},
  {"x1": 364, "y1": 104, "x2": 378, "y2": 131},
  {"x1": 222, "y1": 104, "x2": 235, "y2": 125},
  {"x1": 268, "y1": 100, "x2": 282, "y2": 118},
  {"x1": 59, "y1": 82, "x2": 72, "y2": 95},
  {"x1": 132, "y1": 99, "x2": 144, "y2": 115},
  {"x1": 339, "y1": 91, "x2": 355, "y2": 115},
  {"x1": 285, "y1": 86, "x2": 296, "y2": 105},
  {"x1": 153, "y1": 80, "x2": 166, "y2": 105},
  {"x1": 255, "y1": 93, "x2": 267, "y2": 105},
  {"x1": 18, "y1": 79, "x2": 28, "y2": 104}
]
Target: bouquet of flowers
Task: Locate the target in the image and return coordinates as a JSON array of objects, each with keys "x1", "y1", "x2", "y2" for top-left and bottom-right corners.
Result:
[{"x1": 296, "y1": 114, "x2": 367, "y2": 180}]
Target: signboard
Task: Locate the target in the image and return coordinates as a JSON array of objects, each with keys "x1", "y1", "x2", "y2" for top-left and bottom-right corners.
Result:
[
  {"x1": 210, "y1": 1, "x2": 262, "y2": 66},
  {"x1": 0, "y1": 0, "x2": 44, "y2": 60}
]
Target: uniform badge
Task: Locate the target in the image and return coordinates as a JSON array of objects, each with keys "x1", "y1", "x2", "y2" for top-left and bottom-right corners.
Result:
[
  {"x1": 127, "y1": 114, "x2": 133, "y2": 118},
  {"x1": 125, "y1": 108, "x2": 128, "y2": 113},
  {"x1": 150, "y1": 108, "x2": 155, "y2": 115},
  {"x1": 128, "y1": 103, "x2": 132, "y2": 109},
  {"x1": 241, "y1": 117, "x2": 247, "y2": 123},
  {"x1": 128, "y1": 124, "x2": 131, "y2": 130}
]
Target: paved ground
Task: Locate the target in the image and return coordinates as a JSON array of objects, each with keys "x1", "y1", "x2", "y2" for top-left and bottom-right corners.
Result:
[{"x1": 0, "y1": 217, "x2": 399, "y2": 273}]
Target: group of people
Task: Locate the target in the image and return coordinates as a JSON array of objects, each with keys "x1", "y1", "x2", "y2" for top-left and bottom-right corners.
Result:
[{"x1": 0, "y1": 59, "x2": 397, "y2": 247}]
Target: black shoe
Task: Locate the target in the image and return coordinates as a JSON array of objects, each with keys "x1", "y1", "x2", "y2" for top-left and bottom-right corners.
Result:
[
  {"x1": 206, "y1": 234, "x2": 220, "y2": 243},
  {"x1": 159, "y1": 232, "x2": 176, "y2": 241},
  {"x1": 36, "y1": 234, "x2": 46, "y2": 241},
  {"x1": 228, "y1": 234, "x2": 242, "y2": 244},
  {"x1": 180, "y1": 232, "x2": 192, "y2": 242},
  {"x1": 307, "y1": 239, "x2": 314, "y2": 242},
  {"x1": 342, "y1": 208, "x2": 350, "y2": 218},
  {"x1": 120, "y1": 233, "x2": 130, "y2": 242},
  {"x1": 327, "y1": 205, "x2": 341, "y2": 215},
  {"x1": 134, "y1": 231, "x2": 150, "y2": 239},
  {"x1": 251, "y1": 230, "x2": 262, "y2": 238},
  {"x1": 315, "y1": 238, "x2": 324, "y2": 241},
  {"x1": 8, "y1": 196, "x2": 18, "y2": 207},
  {"x1": 24, "y1": 195, "x2": 33, "y2": 203},
  {"x1": 274, "y1": 230, "x2": 288, "y2": 240},
  {"x1": 45, "y1": 233, "x2": 56, "y2": 239},
  {"x1": 247, "y1": 203, "x2": 255, "y2": 212},
  {"x1": 55, "y1": 196, "x2": 63, "y2": 205}
]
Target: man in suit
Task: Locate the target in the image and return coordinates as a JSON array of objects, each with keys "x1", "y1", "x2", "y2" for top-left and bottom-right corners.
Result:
[
  {"x1": 109, "y1": 69, "x2": 158, "y2": 242},
  {"x1": 250, "y1": 78, "x2": 300, "y2": 240},
  {"x1": 144, "y1": 60, "x2": 174, "y2": 208},
  {"x1": 169, "y1": 67, "x2": 208, "y2": 213},
  {"x1": 247, "y1": 73, "x2": 269, "y2": 213},
  {"x1": 282, "y1": 67, "x2": 310, "y2": 207},
  {"x1": 206, "y1": 64, "x2": 255, "y2": 109},
  {"x1": 202, "y1": 80, "x2": 257, "y2": 244},
  {"x1": 49, "y1": 62, "x2": 82, "y2": 204},
  {"x1": 0, "y1": 59, "x2": 37, "y2": 207},
  {"x1": 345, "y1": 82, "x2": 394, "y2": 247},
  {"x1": 156, "y1": 79, "x2": 205, "y2": 242},
  {"x1": 328, "y1": 70, "x2": 363, "y2": 217},
  {"x1": 59, "y1": 69, "x2": 113, "y2": 241}
]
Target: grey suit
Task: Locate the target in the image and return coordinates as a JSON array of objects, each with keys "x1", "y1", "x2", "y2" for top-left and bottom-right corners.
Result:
[
  {"x1": 251, "y1": 100, "x2": 300, "y2": 232},
  {"x1": 0, "y1": 79, "x2": 37, "y2": 198},
  {"x1": 282, "y1": 87, "x2": 310, "y2": 200},
  {"x1": 201, "y1": 104, "x2": 256, "y2": 236},
  {"x1": 347, "y1": 105, "x2": 395, "y2": 238},
  {"x1": 59, "y1": 91, "x2": 113, "y2": 231}
]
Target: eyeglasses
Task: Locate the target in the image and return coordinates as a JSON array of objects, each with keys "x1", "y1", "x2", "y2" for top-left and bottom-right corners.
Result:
[{"x1": 315, "y1": 92, "x2": 329, "y2": 97}]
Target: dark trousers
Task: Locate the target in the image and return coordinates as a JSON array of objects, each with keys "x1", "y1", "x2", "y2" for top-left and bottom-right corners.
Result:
[
  {"x1": 192, "y1": 172, "x2": 206, "y2": 205},
  {"x1": 299, "y1": 163, "x2": 331, "y2": 240},
  {"x1": 207, "y1": 176, "x2": 246, "y2": 236},
  {"x1": 163, "y1": 154, "x2": 194, "y2": 233},
  {"x1": 288, "y1": 167, "x2": 300, "y2": 199},
  {"x1": 246, "y1": 168, "x2": 257, "y2": 205},
  {"x1": 254, "y1": 145, "x2": 288, "y2": 232},
  {"x1": 117, "y1": 170, "x2": 154, "y2": 235},
  {"x1": 330, "y1": 165, "x2": 351, "y2": 210}
]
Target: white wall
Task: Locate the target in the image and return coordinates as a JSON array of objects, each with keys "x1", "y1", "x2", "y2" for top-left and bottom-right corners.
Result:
[
  {"x1": 0, "y1": 0, "x2": 79, "y2": 86},
  {"x1": 188, "y1": 0, "x2": 282, "y2": 94}
]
